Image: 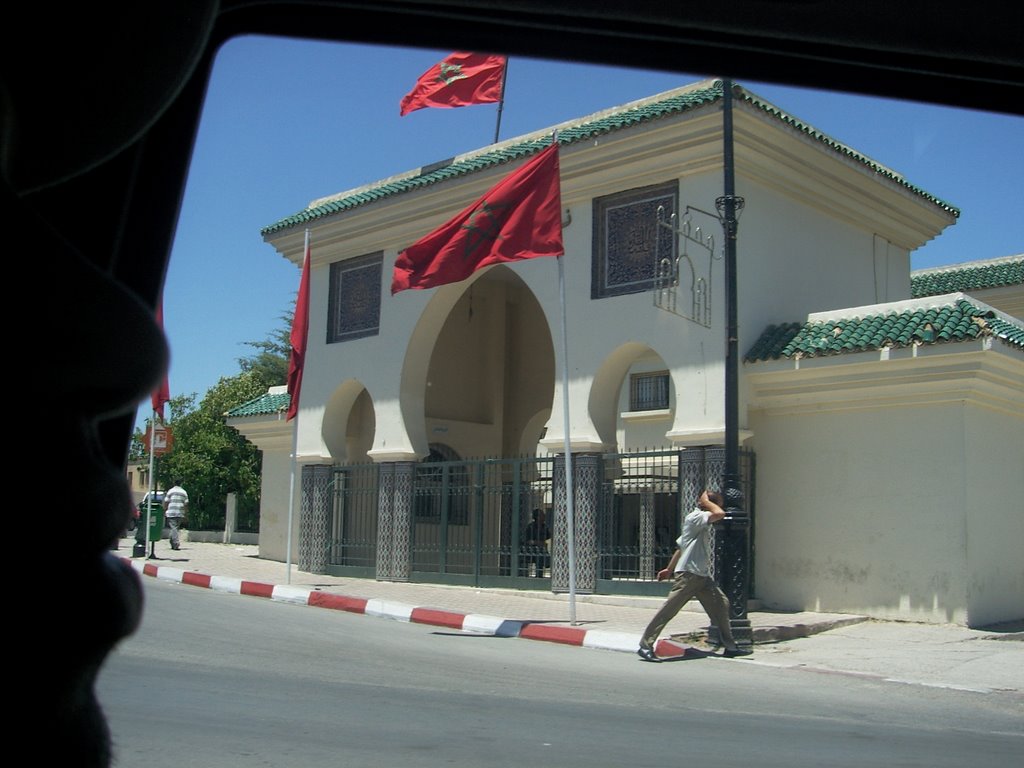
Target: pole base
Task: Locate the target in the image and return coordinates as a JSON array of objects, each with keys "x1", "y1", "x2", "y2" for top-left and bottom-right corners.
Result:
[{"x1": 708, "y1": 617, "x2": 753, "y2": 647}]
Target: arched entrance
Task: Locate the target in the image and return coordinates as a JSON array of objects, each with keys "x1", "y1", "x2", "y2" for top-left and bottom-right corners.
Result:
[{"x1": 408, "y1": 264, "x2": 556, "y2": 460}]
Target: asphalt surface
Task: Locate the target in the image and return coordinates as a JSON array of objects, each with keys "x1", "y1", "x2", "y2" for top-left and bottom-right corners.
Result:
[{"x1": 109, "y1": 535, "x2": 1024, "y2": 698}]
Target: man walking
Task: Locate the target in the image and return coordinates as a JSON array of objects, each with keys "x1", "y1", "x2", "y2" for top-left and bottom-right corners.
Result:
[
  {"x1": 162, "y1": 479, "x2": 189, "y2": 551},
  {"x1": 522, "y1": 508, "x2": 551, "y2": 577},
  {"x1": 637, "y1": 489, "x2": 752, "y2": 661}
]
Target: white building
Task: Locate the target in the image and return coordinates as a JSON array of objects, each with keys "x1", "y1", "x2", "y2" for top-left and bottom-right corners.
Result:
[{"x1": 228, "y1": 79, "x2": 1024, "y2": 628}]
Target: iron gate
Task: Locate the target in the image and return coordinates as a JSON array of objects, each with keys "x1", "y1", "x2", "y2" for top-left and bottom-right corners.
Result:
[
  {"x1": 595, "y1": 446, "x2": 755, "y2": 594},
  {"x1": 327, "y1": 462, "x2": 379, "y2": 576},
  {"x1": 321, "y1": 448, "x2": 753, "y2": 593},
  {"x1": 409, "y1": 456, "x2": 553, "y2": 585}
]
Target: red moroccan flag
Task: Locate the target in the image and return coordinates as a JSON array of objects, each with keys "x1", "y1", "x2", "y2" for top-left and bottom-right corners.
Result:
[
  {"x1": 400, "y1": 52, "x2": 506, "y2": 116},
  {"x1": 286, "y1": 232, "x2": 311, "y2": 421},
  {"x1": 151, "y1": 299, "x2": 170, "y2": 421},
  {"x1": 392, "y1": 143, "x2": 563, "y2": 294}
]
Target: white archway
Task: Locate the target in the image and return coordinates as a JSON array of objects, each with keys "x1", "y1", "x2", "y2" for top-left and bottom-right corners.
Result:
[{"x1": 322, "y1": 379, "x2": 375, "y2": 463}]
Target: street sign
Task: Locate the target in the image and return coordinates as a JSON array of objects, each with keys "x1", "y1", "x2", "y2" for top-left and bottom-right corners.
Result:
[{"x1": 143, "y1": 425, "x2": 174, "y2": 456}]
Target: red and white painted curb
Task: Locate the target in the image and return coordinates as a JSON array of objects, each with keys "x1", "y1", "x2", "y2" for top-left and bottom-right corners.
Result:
[{"x1": 121, "y1": 557, "x2": 674, "y2": 656}]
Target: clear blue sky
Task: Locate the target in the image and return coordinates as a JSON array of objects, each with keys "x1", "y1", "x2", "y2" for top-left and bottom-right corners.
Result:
[{"x1": 142, "y1": 35, "x2": 1023, "y2": 430}]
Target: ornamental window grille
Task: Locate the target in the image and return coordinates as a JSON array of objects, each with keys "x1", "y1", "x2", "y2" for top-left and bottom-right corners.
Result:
[
  {"x1": 592, "y1": 181, "x2": 678, "y2": 299},
  {"x1": 327, "y1": 252, "x2": 382, "y2": 343}
]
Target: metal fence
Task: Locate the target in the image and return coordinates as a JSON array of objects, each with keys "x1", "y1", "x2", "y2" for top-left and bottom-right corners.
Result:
[
  {"x1": 322, "y1": 447, "x2": 754, "y2": 593},
  {"x1": 409, "y1": 456, "x2": 552, "y2": 584},
  {"x1": 595, "y1": 446, "x2": 755, "y2": 594},
  {"x1": 327, "y1": 463, "x2": 380, "y2": 572}
]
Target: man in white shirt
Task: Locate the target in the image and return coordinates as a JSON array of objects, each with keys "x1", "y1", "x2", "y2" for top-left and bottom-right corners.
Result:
[
  {"x1": 637, "y1": 489, "x2": 752, "y2": 661},
  {"x1": 162, "y1": 480, "x2": 189, "y2": 551}
]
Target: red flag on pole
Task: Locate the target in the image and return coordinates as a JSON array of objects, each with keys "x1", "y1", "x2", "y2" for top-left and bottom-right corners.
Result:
[
  {"x1": 392, "y1": 143, "x2": 563, "y2": 294},
  {"x1": 400, "y1": 52, "x2": 506, "y2": 116},
  {"x1": 286, "y1": 231, "x2": 311, "y2": 421},
  {"x1": 151, "y1": 300, "x2": 170, "y2": 421}
]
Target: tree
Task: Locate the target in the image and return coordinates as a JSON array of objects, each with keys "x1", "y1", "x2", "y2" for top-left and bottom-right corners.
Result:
[
  {"x1": 132, "y1": 310, "x2": 293, "y2": 530},
  {"x1": 157, "y1": 376, "x2": 266, "y2": 530},
  {"x1": 128, "y1": 428, "x2": 148, "y2": 461},
  {"x1": 237, "y1": 308, "x2": 292, "y2": 386}
]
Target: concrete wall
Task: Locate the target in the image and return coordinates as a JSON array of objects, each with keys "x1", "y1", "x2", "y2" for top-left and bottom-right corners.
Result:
[
  {"x1": 748, "y1": 349, "x2": 1024, "y2": 627},
  {"x1": 750, "y1": 402, "x2": 970, "y2": 623},
  {"x1": 186, "y1": 530, "x2": 258, "y2": 545},
  {"x1": 963, "y1": 402, "x2": 1024, "y2": 626},
  {"x1": 255, "y1": 450, "x2": 302, "y2": 562}
]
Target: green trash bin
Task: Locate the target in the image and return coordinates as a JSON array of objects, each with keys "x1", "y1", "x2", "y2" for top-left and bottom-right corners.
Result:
[{"x1": 144, "y1": 503, "x2": 164, "y2": 542}]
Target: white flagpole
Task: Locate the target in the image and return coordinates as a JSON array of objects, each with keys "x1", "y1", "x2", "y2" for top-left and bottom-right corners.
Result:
[
  {"x1": 145, "y1": 411, "x2": 157, "y2": 557},
  {"x1": 558, "y1": 253, "x2": 578, "y2": 625},
  {"x1": 286, "y1": 419, "x2": 298, "y2": 585},
  {"x1": 285, "y1": 228, "x2": 310, "y2": 585}
]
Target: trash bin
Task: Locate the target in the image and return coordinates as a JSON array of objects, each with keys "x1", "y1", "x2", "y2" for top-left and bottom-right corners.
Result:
[{"x1": 146, "y1": 504, "x2": 165, "y2": 542}]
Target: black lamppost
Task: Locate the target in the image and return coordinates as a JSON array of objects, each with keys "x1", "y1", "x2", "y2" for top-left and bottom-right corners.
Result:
[
  {"x1": 715, "y1": 78, "x2": 751, "y2": 647},
  {"x1": 655, "y1": 78, "x2": 751, "y2": 646}
]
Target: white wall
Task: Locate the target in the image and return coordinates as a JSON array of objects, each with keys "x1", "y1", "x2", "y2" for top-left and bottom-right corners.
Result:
[
  {"x1": 750, "y1": 401, "x2": 971, "y2": 623},
  {"x1": 748, "y1": 347, "x2": 1024, "y2": 627},
  {"x1": 964, "y1": 402, "x2": 1024, "y2": 626},
  {"x1": 255, "y1": 450, "x2": 301, "y2": 563}
]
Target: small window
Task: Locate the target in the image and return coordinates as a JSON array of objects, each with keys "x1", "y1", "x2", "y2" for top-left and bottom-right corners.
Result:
[{"x1": 630, "y1": 371, "x2": 670, "y2": 411}]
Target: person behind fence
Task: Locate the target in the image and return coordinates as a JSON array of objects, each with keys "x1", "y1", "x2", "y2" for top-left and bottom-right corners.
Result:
[
  {"x1": 637, "y1": 489, "x2": 753, "y2": 661},
  {"x1": 522, "y1": 508, "x2": 550, "y2": 577},
  {"x1": 163, "y1": 479, "x2": 189, "y2": 551}
]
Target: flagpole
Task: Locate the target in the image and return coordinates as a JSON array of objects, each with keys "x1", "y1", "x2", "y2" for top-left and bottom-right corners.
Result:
[
  {"x1": 493, "y1": 57, "x2": 508, "y2": 143},
  {"x1": 145, "y1": 411, "x2": 157, "y2": 557},
  {"x1": 286, "y1": 416, "x2": 298, "y2": 585},
  {"x1": 551, "y1": 130, "x2": 576, "y2": 623},
  {"x1": 145, "y1": 299, "x2": 169, "y2": 559},
  {"x1": 558, "y1": 251, "x2": 578, "y2": 625},
  {"x1": 285, "y1": 227, "x2": 311, "y2": 585}
]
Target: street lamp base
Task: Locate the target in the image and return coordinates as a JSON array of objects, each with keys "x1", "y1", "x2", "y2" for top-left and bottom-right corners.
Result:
[{"x1": 709, "y1": 618, "x2": 753, "y2": 647}]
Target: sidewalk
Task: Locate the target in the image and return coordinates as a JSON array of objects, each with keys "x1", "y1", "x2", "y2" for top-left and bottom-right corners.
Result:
[{"x1": 109, "y1": 536, "x2": 1024, "y2": 696}]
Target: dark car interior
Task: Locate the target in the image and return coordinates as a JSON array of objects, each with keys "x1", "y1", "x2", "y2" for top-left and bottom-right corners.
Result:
[{"x1": 5, "y1": 1, "x2": 1020, "y2": 763}]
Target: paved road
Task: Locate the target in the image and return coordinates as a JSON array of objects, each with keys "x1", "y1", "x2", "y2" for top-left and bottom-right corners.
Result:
[
  {"x1": 109, "y1": 535, "x2": 1024, "y2": 697},
  {"x1": 99, "y1": 577, "x2": 1024, "y2": 768}
]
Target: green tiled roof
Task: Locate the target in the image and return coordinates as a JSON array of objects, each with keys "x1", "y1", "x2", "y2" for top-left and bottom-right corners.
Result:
[
  {"x1": 745, "y1": 297, "x2": 1024, "y2": 362},
  {"x1": 225, "y1": 390, "x2": 290, "y2": 418},
  {"x1": 911, "y1": 255, "x2": 1024, "y2": 298},
  {"x1": 261, "y1": 80, "x2": 958, "y2": 236}
]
